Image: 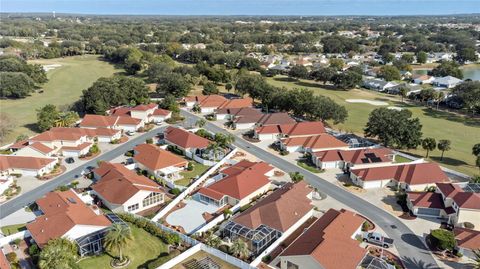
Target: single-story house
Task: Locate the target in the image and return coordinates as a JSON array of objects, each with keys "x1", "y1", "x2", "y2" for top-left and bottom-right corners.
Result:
[
  {"x1": 197, "y1": 160, "x2": 274, "y2": 207},
  {"x1": 133, "y1": 144, "x2": 188, "y2": 182},
  {"x1": 0, "y1": 155, "x2": 57, "y2": 177},
  {"x1": 150, "y1": 108, "x2": 172, "y2": 123},
  {"x1": 256, "y1": 112, "x2": 296, "y2": 127},
  {"x1": 215, "y1": 107, "x2": 262, "y2": 121},
  {"x1": 454, "y1": 228, "x2": 480, "y2": 259},
  {"x1": 80, "y1": 114, "x2": 144, "y2": 132},
  {"x1": 279, "y1": 134, "x2": 349, "y2": 153},
  {"x1": 253, "y1": 121, "x2": 326, "y2": 141},
  {"x1": 433, "y1": 76, "x2": 463, "y2": 89},
  {"x1": 436, "y1": 182, "x2": 480, "y2": 228},
  {"x1": 363, "y1": 78, "x2": 398, "y2": 92},
  {"x1": 26, "y1": 190, "x2": 112, "y2": 255},
  {"x1": 29, "y1": 129, "x2": 93, "y2": 157},
  {"x1": 350, "y1": 162, "x2": 449, "y2": 191},
  {"x1": 163, "y1": 126, "x2": 211, "y2": 158},
  {"x1": 48, "y1": 127, "x2": 121, "y2": 143},
  {"x1": 412, "y1": 74, "x2": 435, "y2": 85},
  {"x1": 312, "y1": 147, "x2": 395, "y2": 170},
  {"x1": 222, "y1": 181, "x2": 313, "y2": 256},
  {"x1": 92, "y1": 162, "x2": 165, "y2": 214},
  {"x1": 185, "y1": 95, "x2": 252, "y2": 114},
  {"x1": 14, "y1": 142, "x2": 56, "y2": 158},
  {"x1": 406, "y1": 191, "x2": 451, "y2": 218},
  {"x1": 278, "y1": 209, "x2": 367, "y2": 269}
]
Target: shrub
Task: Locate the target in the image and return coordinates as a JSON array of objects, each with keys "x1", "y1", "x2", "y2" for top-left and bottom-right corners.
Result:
[
  {"x1": 6, "y1": 252, "x2": 17, "y2": 262},
  {"x1": 262, "y1": 255, "x2": 271, "y2": 262},
  {"x1": 146, "y1": 250, "x2": 181, "y2": 269},
  {"x1": 170, "y1": 188, "x2": 181, "y2": 196},
  {"x1": 463, "y1": 222, "x2": 475, "y2": 229},
  {"x1": 138, "y1": 127, "x2": 145, "y2": 132},
  {"x1": 124, "y1": 150, "x2": 134, "y2": 157},
  {"x1": 362, "y1": 221, "x2": 371, "y2": 231},
  {"x1": 240, "y1": 204, "x2": 252, "y2": 212},
  {"x1": 146, "y1": 138, "x2": 153, "y2": 144},
  {"x1": 280, "y1": 150, "x2": 289, "y2": 156},
  {"x1": 29, "y1": 244, "x2": 40, "y2": 256},
  {"x1": 430, "y1": 229, "x2": 455, "y2": 251},
  {"x1": 89, "y1": 144, "x2": 100, "y2": 154},
  {"x1": 187, "y1": 162, "x2": 194, "y2": 171},
  {"x1": 218, "y1": 244, "x2": 230, "y2": 253},
  {"x1": 289, "y1": 172, "x2": 304, "y2": 183}
]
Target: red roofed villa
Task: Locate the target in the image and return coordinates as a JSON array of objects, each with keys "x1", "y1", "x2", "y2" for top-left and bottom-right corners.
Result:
[{"x1": 133, "y1": 144, "x2": 188, "y2": 182}]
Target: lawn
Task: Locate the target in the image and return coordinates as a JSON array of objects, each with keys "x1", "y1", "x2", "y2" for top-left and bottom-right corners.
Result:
[
  {"x1": 0, "y1": 55, "x2": 119, "y2": 144},
  {"x1": 77, "y1": 224, "x2": 169, "y2": 269},
  {"x1": 297, "y1": 159, "x2": 323, "y2": 173},
  {"x1": 177, "y1": 162, "x2": 210, "y2": 186},
  {"x1": 266, "y1": 76, "x2": 480, "y2": 176},
  {"x1": 0, "y1": 223, "x2": 27, "y2": 236},
  {"x1": 395, "y1": 155, "x2": 414, "y2": 163}
]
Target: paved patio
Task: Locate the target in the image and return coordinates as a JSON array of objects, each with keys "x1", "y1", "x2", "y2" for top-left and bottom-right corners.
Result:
[{"x1": 166, "y1": 198, "x2": 219, "y2": 234}]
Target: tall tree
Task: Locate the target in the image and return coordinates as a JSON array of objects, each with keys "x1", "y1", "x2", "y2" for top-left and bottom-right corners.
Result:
[
  {"x1": 311, "y1": 67, "x2": 336, "y2": 84},
  {"x1": 452, "y1": 81, "x2": 480, "y2": 115},
  {"x1": 429, "y1": 61, "x2": 463, "y2": 79},
  {"x1": 332, "y1": 70, "x2": 362, "y2": 90},
  {"x1": 416, "y1": 51, "x2": 428, "y2": 64},
  {"x1": 37, "y1": 104, "x2": 60, "y2": 132},
  {"x1": 364, "y1": 108, "x2": 422, "y2": 149},
  {"x1": 288, "y1": 65, "x2": 309, "y2": 80},
  {"x1": 422, "y1": 137, "x2": 437, "y2": 157},
  {"x1": 379, "y1": 65, "x2": 401, "y2": 81},
  {"x1": 399, "y1": 86, "x2": 409, "y2": 103},
  {"x1": 103, "y1": 223, "x2": 133, "y2": 263},
  {"x1": 437, "y1": 140, "x2": 451, "y2": 161}
]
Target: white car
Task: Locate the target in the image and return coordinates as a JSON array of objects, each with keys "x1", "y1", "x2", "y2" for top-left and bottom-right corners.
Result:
[{"x1": 126, "y1": 131, "x2": 136, "y2": 136}]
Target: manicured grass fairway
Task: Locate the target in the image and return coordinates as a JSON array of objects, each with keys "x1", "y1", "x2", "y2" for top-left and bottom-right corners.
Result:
[
  {"x1": 0, "y1": 55, "x2": 118, "y2": 144},
  {"x1": 177, "y1": 162, "x2": 210, "y2": 186},
  {"x1": 78, "y1": 224, "x2": 168, "y2": 269},
  {"x1": 266, "y1": 76, "x2": 480, "y2": 176},
  {"x1": 0, "y1": 223, "x2": 27, "y2": 236}
]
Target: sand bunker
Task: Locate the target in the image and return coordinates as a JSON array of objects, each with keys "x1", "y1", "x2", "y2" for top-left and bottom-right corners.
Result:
[
  {"x1": 345, "y1": 99, "x2": 388, "y2": 106},
  {"x1": 387, "y1": 106, "x2": 403, "y2": 111},
  {"x1": 43, "y1": 64, "x2": 62, "y2": 72}
]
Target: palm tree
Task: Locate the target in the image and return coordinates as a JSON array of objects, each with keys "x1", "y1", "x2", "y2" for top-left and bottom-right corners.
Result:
[
  {"x1": 38, "y1": 238, "x2": 78, "y2": 269},
  {"x1": 103, "y1": 224, "x2": 133, "y2": 262},
  {"x1": 437, "y1": 139, "x2": 451, "y2": 161},
  {"x1": 473, "y1": 249, "x2": 480, "y2": 269},
  {"x1": 55, "y1": 111, "x2": 79, "y2": 127},
  {"x1": 207, "y1": 142, "x2": 222, "y2": 161},
  {"x1": 230, "y1": 238, "x2": 249, "y2": 259},
  {"x1": 224, "y1": 134, "x2": 235, "y2": 146},
  {"x1": 206, "y1": 234, "x2": 221, "y2": 248}
]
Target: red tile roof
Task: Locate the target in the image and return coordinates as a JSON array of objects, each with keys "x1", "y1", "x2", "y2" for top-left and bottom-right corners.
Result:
[
  {"x1": 436, "y1": 183, "x2": 480, "y2": 210},
  {"x1": 255, "y1": 121, "x2": 325, "y2": 136},
  {"x1": 164, "y1": 126, "x2": 210, "y2": 149},
  {"x1": 27, "y1": 190, "x2": 111, "y2": 247},
  {"x1": 338, "y1": 148, "x2": 393, "y2": 164},
  {"x1": 9, "y1": 139, "x2": 29, "y2": 150},
  {"x1": 257, "y1": 113, "x2": 296, "y2": 126},
  {"x1": 0, "y1": 250, "x2": 10, "y2": 269},
  {"x1": 454, "y1": 228, "x2": 480, "y2": 251},
  {"x1": 133, "y1": 144, "x2": 188, "y2": 171},
  {"x1": 29, "y1": 142, "x2": 55, "y2": 154},
  {"x1": 216, "y1": 107, "x2": 261, "y2": 117},
  {"x1": 109, "y1": 107, "x2": 132, "y2": 117},
  {"x1": 313, "y1": 150, "x2": 343, "y2": 162},
  {"x1": 198, "y1": 160, "x2": 273, "y2": 201},
  {"x1": 407, "y1": 191, "x2": 445, "y2": 209},
  {"x1": 0, "y1": 155, "x2": 56, "y2": 171},
  {"x1": 232, "y1": 181, "x2": 312, "y2": 232},
  {"x1": 49, "y1": 127, "x2": 119, "y2": 138},
  {"x1": 218, "y1": 98, "x2": 253, "y2": 109},
  {"x1": 280, "y1": 209, "x2": 367, "y2": 269},
  {"x1": 31, "y1": 130, "x2": 84, "y2": 142},
  {"x1": 281, "y1": 134, "x2": 348, "y2": 150},
  {"x1": 116, "y1": 116, "x2": 142, "y2": 125},
  {"x1": 185, "y1": 95, "x2": 227, "y2": 108},
  {"x1": 152, "y1": 108, "x2": 171, "y2": 116},
  {"x1": 61, "y1": 142, "x2": 92, "y2": 151},
  {"x1": 131, "y1": 103, "x2": 157, "y2": 111},
  {"x1": 92, "y1": 162, "x2": 163, "y2": 205},
  {"x1": 80, "y1": 114, "x2": 118, "y2": 128},
  {"x1": 351, "y1": 163, "x2": 449, "y2": 186}
]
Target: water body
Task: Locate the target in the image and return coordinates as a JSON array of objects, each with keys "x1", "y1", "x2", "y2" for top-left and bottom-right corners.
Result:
[
  {"x1": 413, "y1": 66, "x2": 480, "y2": 81},
  {"x1": 2, "y1": 0, "x2": 480, "y2": 15}
]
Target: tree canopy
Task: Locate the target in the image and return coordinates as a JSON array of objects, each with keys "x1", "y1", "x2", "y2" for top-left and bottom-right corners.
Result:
[{"x1": 364, "y1": 108, "x2": 423, "y2": 149}]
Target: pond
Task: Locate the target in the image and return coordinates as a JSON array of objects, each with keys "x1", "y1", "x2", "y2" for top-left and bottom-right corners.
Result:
[{"x1": 413, "y1": 65, "x2": 480, "y2": 81}]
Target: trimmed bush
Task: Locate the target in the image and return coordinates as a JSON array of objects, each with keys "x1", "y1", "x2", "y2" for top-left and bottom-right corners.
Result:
[
  {"x1": 169, "y1": 188, "x2": 181, "y2": 196},
  {"x1": 430, "y1": 229, "x2": 455, "y2": 251}
]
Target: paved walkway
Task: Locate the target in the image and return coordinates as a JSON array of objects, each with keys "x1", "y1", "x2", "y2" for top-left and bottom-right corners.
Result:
[{"x1": 166, "y1": 198, "x2": 219, "y2": 234}]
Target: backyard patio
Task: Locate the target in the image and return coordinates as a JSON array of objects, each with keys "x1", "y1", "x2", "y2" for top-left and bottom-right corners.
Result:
[{"x1": 166, "y1": 198, "x2": 220, "y2": 234}]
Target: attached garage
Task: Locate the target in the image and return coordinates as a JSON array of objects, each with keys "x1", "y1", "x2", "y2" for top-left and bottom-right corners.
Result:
[{"x1": 416, "y1": 208, "x2": 442, "y2": 217}]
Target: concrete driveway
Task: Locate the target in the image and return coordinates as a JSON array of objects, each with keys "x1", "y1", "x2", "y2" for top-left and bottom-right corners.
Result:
[{"x1": 166, "y1": 198, "x2": 219, "y2": 234}]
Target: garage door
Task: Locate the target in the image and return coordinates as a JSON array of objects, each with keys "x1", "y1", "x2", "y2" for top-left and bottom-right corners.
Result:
[{"x1": 417, "y1": 208, "x2": 441, "y2": 217}]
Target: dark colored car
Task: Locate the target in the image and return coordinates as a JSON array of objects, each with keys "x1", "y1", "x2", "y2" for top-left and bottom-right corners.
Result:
[{"x1": 65, "y1": 157, "x2": 75, "y2": 164}]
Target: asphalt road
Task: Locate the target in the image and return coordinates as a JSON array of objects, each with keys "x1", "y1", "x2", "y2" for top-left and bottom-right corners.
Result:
[
  {"x1": 181, "y1": 110, "x2": 440, "y2": 269},
  {"x1": 0, "y1": 126, "x2": 165, "y2": 220}
]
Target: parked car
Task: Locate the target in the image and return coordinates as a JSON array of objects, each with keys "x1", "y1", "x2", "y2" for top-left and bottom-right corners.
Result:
[
  {"x1": 126, "y1": 131, "x2": 136, "y2": 136},
  {"x1": 362, "y1": 232, "x2": 394, "y2": 248},
  {"x1": 65, "y1": 157, "x2": 75, "y2": 164}
]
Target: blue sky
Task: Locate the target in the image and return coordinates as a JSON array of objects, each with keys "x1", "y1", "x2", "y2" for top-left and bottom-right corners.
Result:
[{"x1": 2, "y1": 0, "x2": 479, "y2": 15}]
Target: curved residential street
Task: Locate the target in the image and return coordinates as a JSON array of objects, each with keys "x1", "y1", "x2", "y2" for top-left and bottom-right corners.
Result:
[{"x1": 180, "y1": 110, "x2": 440, "y2": 269}]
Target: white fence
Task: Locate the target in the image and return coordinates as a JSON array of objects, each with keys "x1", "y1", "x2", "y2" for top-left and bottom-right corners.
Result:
[
  {"x1": 193, "y1": 154, "x2": 216, "y2": 166},
  {"x1": 155, "y1": 243, "x2": 256, "y2": 269},
  {"x1": 152, "y1": 147, "x2": 238, "y2": 221},
  {"x1": 0, "y1": 231, "x2": 30, "y2": 247}
]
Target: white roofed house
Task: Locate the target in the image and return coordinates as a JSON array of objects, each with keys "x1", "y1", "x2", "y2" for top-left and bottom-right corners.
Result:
[
  {"x1": 363, "y1": 78, "x2": 398, "y2": 92},
  {"x1": 433, "y1": 76, "x2": 463, "y2": 89}
]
